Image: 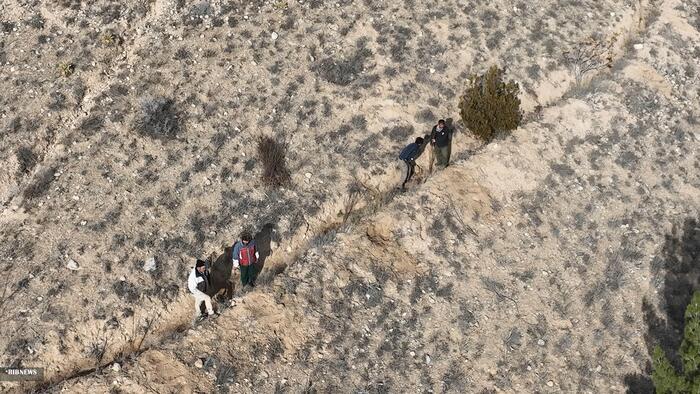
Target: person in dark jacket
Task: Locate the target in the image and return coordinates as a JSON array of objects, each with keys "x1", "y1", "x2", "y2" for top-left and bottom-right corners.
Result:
[
  {"x1": 398, "y1": 137, "x2": 425, "y2": 190},
  {"x1": 430, "y1": 119, "x2": 452, "y2": 168},
  {"x1": 232, "y1": 231, "x2": 259, "y2": 288},
  {"x1": 187, "y1": 259, "x2": 217, "y2": 320}
]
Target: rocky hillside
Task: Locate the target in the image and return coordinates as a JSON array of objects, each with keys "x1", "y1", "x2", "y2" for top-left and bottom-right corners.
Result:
[{"x1": 1, "y1": 0, "x2": 698, "y2": 392}]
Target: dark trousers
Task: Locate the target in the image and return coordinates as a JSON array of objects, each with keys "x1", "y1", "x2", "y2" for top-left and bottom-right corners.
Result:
[
  {"x1": 434, "y1": 145, "x2": 451, "y2": 167},
  {"x1": 402, "y1": 159, "x2": 416, "y2": 189},
  {"x1": 240, "y1": 264, "x2": 255, "y2": 286}
]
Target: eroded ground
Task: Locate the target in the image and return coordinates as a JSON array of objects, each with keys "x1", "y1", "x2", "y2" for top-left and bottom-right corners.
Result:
[{"x1": 0, "y1": 0, "x2": 698, "y2": 392}]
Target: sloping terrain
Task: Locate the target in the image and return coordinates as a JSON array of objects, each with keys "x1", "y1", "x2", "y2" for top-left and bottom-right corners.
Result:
[{"x1": 1, "y1": 0, "x2": 699, "y2": 392}]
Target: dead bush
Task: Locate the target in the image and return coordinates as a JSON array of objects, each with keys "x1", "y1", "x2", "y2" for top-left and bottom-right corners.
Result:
[
  {"x1": 23, "y1": 166, "x2": 55, "y2": 200},
  {"x1": 257, "y1": 135, "x2": 290, "y2": 186},
  {"x1": 134, "y1": 96, "x2": 183, "y2": 141},
  {"x1": 563, "y1": 35, "x2": 617, "y2": 85},
  {"x1": 15, "y1": 146, "x2": 37, "y2": 176}
]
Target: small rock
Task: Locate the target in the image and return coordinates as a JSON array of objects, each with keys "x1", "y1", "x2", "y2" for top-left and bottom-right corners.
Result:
[
  {"x1": 66, "y1": 259, "x2": 79, "y2": 270},
  {"x1": 633, "y1": 43, "x2": 644, "y2": 50},
  {"x1": 305, "y1": 172, "x2": 312, "y2": 179},
  {"x1": 425, "y1": 355, "x2": 431, "y2": 365},
  {"x1": 537, "y1": 339, "x2": 545, "y2": 346},
  {"x1": 270, "y1": 241, "x2": 278, "y2": 250},
  {"x1": 553, "y1": 319, "x2": 573, "y2": 330},
  {"x1": 271, "y1": 31, "x2": 278, "y2": 40},
  {"x1": 111, "y1": 363, "x2": 121, "y2": 372},
  {"x1": 409, "y1": 351, "x2": 416, "y2": 357},
  {"x1": 547, "y1": 380, "x2": 554, "y2": 387},
  {"x1": 143, "y1": 257, "x2": 157, "y2": 272},
  {"x1": 429, "y1": 68, "x2": 436, "y2": 74},
  {"x1": 194, "y1": 359, "x2": 204, "y2": 369},
  {"x1": 119, "y1": 276, "x2": 126, "y2": 281},
  {"x1": 204, "y1": 178, "x2": 212, "y2": 186}
]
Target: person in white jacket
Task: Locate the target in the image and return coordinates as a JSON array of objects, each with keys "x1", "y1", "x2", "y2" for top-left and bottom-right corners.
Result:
[{"x1": 188, "y1": 259, "x2": 216, "y2": 320}]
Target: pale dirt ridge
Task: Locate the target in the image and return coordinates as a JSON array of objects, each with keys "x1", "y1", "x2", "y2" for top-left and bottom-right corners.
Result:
[{"x1": 0, "y1": 0, "x2": 698, "y2": 393}]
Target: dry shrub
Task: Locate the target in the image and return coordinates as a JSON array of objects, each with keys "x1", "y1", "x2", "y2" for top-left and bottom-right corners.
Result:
[
  {"x1": 257, "y1": 136, "x2": 290, "y2": 186},
  {"x1": 134, "y1": 96, "x2": 183, "y2": 141},
  {"x1": 23, "y1": 167, "x2": 55, "y2": 200}
]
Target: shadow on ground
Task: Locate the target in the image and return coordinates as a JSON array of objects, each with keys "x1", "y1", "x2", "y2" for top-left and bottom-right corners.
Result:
[{"x1": 624, "y1": 217, "x2": 700, "y2": 393}]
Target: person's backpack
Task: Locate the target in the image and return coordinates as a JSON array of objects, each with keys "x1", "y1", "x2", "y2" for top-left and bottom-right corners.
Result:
[
  {"x1": 399, "y1": 143, "x2": 419, "y2": 161},
  {"x1": 195, "y1": 270, "x2": 209, "y2": 293},
  {"x1": 239, "y1": 243, "x2": 257, "y2": 266}
]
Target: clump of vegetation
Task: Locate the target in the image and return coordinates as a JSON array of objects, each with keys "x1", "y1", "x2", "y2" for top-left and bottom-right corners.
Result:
[
  {"x1": 58, "y1": 62, "x2": 75, "y2": 77},
  {"x1": 652, "y1": 291, "x2": 700, "y2": 393},
  {"x1": 563, "y1": 35, "x2": 616, "y2": 85},
  {"x1": 23, "y1": 167, "x2": 55, "y2": 200},
  {"x1": 134, "y1": 96, "x2": 183, "y2": 141},
  {"x1": 458, "y1": 65, "x2": 522, "y2": 142},
  {"x1": 257, "y1": 135, "x2": 290, "y2": 187},
  {"x1": 316, "y1": 38, "x2": 372, "y2": 86},
  {"x1": 15, "y1": 147, "x2": 37, "y2": 176},
  {"x1": 100, "y1": 31, "x2": 121, "y2": 47}
]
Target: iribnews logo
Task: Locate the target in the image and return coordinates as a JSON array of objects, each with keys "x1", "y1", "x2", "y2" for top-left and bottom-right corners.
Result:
[{"x1": 0, "y1": 367, "x2": 44, "y2": 381}]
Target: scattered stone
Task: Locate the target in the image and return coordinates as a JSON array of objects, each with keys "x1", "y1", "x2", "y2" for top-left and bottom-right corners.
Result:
[
  {"x1": 425, "y1": 354, "x2": 431, "y2": 365},
  {"x1": 429, "y1": 68, "x2": 436, "y2": 74},
  {"x1": 66, "y1": 259, "x2": 79, "y2": 270},
  {"x1": 194, "y1": 359, "x2": 204, "y2": 368},
  {"x1": 271, "y1": 31, "x2": 278, "y2": 40},
  {"x1": 547, "y1": 380, "x2": 554, "y2": 387},
  {"x1": 305, "y1": 172, "x2": 312, "y2": 179},
  {"x1": 537, "y1": 339, "x2": 545, "y2": 346},
  {"x1": 143, "y1": 257, "x2": 157, "y2": 272},
  {"x1": 111, "y1": 363, "x2": 121, "y2": 372},
  {"x1": 633, "y1": 43, "x2": 644, "y2": 50},
  {"x1": 119, "y1": 276, "x2": 126, "y2": 281},
  {"x1": 409, "y1": 351, "x2": 416, "y2": 357}
]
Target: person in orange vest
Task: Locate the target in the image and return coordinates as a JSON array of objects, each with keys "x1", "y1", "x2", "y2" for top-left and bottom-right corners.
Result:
[{"x1": 232, "y1": 231, "x2": 259, "y2": 288}]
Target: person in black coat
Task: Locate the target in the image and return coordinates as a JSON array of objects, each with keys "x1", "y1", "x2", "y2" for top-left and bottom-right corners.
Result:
[
  {"x1": 398, "y1": 137, "x2": 425, "y2": 190},
  {"x1": 430, "y1": 119, "x2": 452, "y2": 168}
]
